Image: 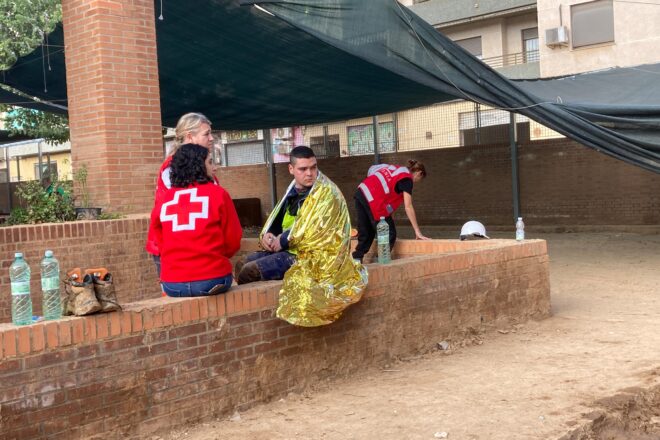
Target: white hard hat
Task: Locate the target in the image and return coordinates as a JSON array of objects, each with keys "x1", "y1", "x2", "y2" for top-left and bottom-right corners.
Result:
[{"x1": 460, "y1": 221, "x2": 490, "y2": 240}]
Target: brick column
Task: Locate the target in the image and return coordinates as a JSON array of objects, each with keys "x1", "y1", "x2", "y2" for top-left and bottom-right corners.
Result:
[{"x1": 62, "y1": 0, "x2": 163, "y2": 213}]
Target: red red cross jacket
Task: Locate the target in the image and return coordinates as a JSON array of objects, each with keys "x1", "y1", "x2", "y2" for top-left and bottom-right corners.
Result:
[
  {"x1": 146, "y1": 156, "x2": 220, "y2": 255},
  {"x1": 358, "y1": 164, "x2": 412, "y2": 220},
  {"x1": 150, "y1": 182, "x2": 243, "y2": 283}
]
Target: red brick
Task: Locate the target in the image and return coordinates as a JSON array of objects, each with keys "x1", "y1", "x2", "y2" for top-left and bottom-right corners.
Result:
[
  {"x1": 171, "y1": 303, "x2": 183, "y2": 325},
  {"x1": 59, "y1": 321, "x2": 72, "y2": 346},
  {"x1": 72, "y1": 319, "x2": 85, "y2": 344},
  {"x1": 109, "y1": 312, "x2": 121, "y2": 336},
  {"x1": 132, "y1": 312, "x2": 143, "y2": 332},
  {"x1": 31, "y1": 324, "x2": 45, "y2": 352},
  {"x1": 85, "y1": 316, "x2": 97, "y2": 342},
  {"x1": 181, "y1": 301, "x2": 192, "y2": 322},
  {"x1": 96, "y1": 314, "x2": 109, "y2": 339},
  {"x1": 17, "y1": 327, "x2": 30, "y2": 355},
  {"x1": 120, "y1": 312, "x2": 132, "y2": 335}
]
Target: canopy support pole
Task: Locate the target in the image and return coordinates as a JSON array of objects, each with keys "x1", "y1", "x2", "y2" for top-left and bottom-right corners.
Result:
[
  {"x1": 5, "y1": 147, "x2": 11, "y2": 212},
  {"x1": 264, "y1": 129, "x2": 277, "y2": 210},
  {"x1": 509, "y1": 113, "x2": 520, "y2": 221},
  {"x1": 37, "y1": 140, "x2": 43, "y2": 182},
  {"x1": 372, "y1": 116, "x2": 380, "y2": 164}
]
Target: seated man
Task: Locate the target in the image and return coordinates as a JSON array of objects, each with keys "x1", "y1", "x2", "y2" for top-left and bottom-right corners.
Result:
[
  {"x1": 236, "y1": 146, "x2": 317, "y2": 284},
  {"x1": 236, "y1": 146, "x2": 367, "y2": 327}
]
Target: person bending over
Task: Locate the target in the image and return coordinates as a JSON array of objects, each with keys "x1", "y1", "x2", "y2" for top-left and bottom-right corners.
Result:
[
  {"x1": 150, "y1": 143, "x2": 242, "y2": 297},
  {"x1": 352, "y1": 160, "x2": 430, "y2": 263}
]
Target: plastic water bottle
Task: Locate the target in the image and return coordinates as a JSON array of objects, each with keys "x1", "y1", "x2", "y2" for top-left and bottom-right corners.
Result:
[
  {"x1": 10, "y1": 253, "x2": 33, "y2": 326},
  {"x1": 377, "y1": 216, "x2": 391, "y2": 264},
  {"x1": 516, "y1": 217, "x2": 525, "y2": 241},
  {"x1": 41, "y1": 250, "x2": 62, "y2": 320}
]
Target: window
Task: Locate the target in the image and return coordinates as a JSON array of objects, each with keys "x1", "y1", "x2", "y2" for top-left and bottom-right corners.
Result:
[
  {"x1": 346, "y1": 122, "x2": 396, "y2": 156},
  {"x1": 455, "y1": 37, "x2": 482, "y2": 60},
  {"x1": 522, "y1": 28, "x2": 539, "y2": 63},
  {"x1": 34, "y1": 161, "x2": 58, "y2": 181},
  {"x1": 571, "y1": 0, "x2": 614, "y2": 48},
  {"x1": 310, "y1": 134, "x2": 340, "y2": 159}
]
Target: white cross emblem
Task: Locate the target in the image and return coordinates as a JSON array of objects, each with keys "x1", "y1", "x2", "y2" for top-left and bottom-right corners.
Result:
[{"x1": 160, "y1": 188, "x2": 209, "y2": 232}]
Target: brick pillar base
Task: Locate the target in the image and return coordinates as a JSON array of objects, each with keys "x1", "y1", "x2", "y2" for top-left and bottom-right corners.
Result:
[{"x1": 62, "y1": 0, "x2": 163, "y2": 214}]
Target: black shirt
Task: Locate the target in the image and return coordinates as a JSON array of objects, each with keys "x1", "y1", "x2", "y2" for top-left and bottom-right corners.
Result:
[{"x1": 395, "y1": 177, "x2": 413, "y2": 195}]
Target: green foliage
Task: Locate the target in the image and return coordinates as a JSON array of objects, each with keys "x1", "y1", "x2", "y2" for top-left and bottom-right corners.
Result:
[
  {"x1": 97, "y1": 212, "x2": 124, "y2": 220},
  {"x1": 0, "y1": 0, "x2": 62, "y2": 70},
  {"x1": 5, "y1": 179, "x2": 75, "y2": 225},
  {"x1": 73, "y1": 163, "x2": 89, "y2": 208},
  {"x1": 0, "y1": 105, "x2": 70, "y2": 144}
]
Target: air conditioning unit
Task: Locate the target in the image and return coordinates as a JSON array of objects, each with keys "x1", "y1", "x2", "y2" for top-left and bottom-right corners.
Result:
[{"x1": 545, "y1": 26, "x2": 569, "y2": 47}]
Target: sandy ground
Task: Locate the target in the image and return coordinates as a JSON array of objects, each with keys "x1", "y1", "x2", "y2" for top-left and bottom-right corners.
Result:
[{"x1": 164, "y1": 231, "x2": 660, "y2": 440}]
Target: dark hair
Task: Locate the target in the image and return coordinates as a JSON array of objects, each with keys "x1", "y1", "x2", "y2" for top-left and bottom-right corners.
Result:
[
  {"x1": 407, "y1": 159, "x2": 427, "y2": 178},
  {"x1": 170, "y1": 143, "x2": 212, "y2": 187},
  {"x1": 289, "y1": 145, "x2": 315, "y2": 165}
]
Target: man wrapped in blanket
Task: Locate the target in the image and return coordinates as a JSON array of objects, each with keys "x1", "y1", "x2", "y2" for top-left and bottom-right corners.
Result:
[{"x1": 235, "y1": 146, "x2": 367, "y2": 326}]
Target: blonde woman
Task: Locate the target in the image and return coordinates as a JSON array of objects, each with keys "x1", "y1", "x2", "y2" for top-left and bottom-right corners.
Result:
[{"x1": 147, "y1": 112, "x2": 216, "y2": 273}]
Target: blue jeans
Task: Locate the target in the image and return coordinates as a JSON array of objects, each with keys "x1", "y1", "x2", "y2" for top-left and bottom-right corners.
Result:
[
  {"x1": 162, "y1": 274, "x2": 233, "y2": 297},
  {"x1": 246, "y1": 251, "x2": 296, "y2": 281}
]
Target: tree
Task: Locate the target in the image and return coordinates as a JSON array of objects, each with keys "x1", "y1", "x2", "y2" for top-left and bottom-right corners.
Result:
[
  {"x1": 0, "y1": 0, "x2": 62, "y2": 70},
  {"x1": 1, "y1": 105, "x2": 69, "y2": 144},
  {"x1": 0, "y1": 1, "x2": 68, "y2": 144}
]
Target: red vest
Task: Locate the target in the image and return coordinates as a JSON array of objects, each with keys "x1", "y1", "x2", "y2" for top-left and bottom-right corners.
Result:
[{"x1": 358, "y1": 165, "x2": 411, "y2": 220}]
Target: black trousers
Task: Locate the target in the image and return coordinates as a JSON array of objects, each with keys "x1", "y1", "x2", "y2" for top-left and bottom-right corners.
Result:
[{"x1": 352, "y1": 190, "x2": 396, "y2": 261}]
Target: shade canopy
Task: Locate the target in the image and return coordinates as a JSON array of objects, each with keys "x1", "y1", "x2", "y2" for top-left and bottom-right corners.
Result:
[{"x1": 1, "y1": 0, "x2": 658, "y2": 173}]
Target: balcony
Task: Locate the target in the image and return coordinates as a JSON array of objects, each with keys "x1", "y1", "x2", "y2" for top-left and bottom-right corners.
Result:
[{"x1": 482, "y1": 50, "x2": 540, "y2": 79}]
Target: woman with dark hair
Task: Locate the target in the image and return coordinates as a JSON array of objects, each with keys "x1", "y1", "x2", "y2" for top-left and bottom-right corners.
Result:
[
  {"x1": 150, "y1": 144, "x2": 242, "y2": 297},
  {"x1": 352, "y1": 159, "x2": 430, "y2": 263},
  {"x1": 146, "y1": 112, "x2": 215, "y2": 276}
]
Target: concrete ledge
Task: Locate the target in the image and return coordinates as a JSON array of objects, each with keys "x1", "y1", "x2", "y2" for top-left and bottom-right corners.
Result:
[{"x1": 0, "y1": 239, "x2": 550, "y2": 439}]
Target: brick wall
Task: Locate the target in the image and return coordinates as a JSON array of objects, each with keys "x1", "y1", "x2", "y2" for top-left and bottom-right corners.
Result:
[
  {"x1": 226, "y1": 139, "x2": 660, "y2": 226},
  {"x1": 62, "y1": 0, "x2": 163, "y2": 214},
  {"x1": 0, "y1": 239, "x2": 550, "y2": 439},
  {"x1": 0, "y1": 218, "x2": 159, "y2": 323}
]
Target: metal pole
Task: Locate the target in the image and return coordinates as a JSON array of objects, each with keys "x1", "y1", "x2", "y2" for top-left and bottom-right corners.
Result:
[
  {"x1": 263, "y1": 129, "x2": 277, "y2": 209},
  {"x1": 475, "y1": 103, "x2": 481, "y2": 145},
  {"x1": 15, "y1": 156, "x2": 20, "y2": 181},
  {"x1": 5, "y1": 147, "x2": 12, "y2": 212},
  {"x1": 37, "y1": 140, "x2": 44, "y2": 181},
  {"x1": 509, "y1": 112, "x2": 520, "y2": 221},
  {"x1": 322, "y1": 125, "x2": 329, "y2": 157},
  {"x1": 372, "y1": 115, "x2": 380, "y2": 164},
  {"x1": 393, "y1": 112, "x2": 400, "y2": 152}
]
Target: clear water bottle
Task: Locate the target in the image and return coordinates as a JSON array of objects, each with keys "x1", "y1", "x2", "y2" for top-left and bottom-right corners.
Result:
[
  {"x1": 516, "y1": 217, "x2": 525, "y2": 241},
  {"x1": 41, "y1": 250, "x2": 62, "y2": 320},
  {"x1": 10, "y1": 253, "x2": 33, "y2": 326},
  {"x1": 377, "y1": 216, "x2": 391, "y2": 264}
]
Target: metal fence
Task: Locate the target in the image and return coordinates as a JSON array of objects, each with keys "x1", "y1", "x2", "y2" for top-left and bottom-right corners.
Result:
[{"x1": 215, "y1": 99, "x2": 563, "y2": 166}]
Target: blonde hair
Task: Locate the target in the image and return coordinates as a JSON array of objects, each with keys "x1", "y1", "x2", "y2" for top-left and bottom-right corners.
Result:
[{"x1": 172, "y1": 112, "x2": 212, "y2": 152}]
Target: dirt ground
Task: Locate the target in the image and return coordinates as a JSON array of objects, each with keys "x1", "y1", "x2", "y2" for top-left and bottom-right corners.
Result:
[{"x1": 164, "y1": 231, "x2": 660, "y2": 440}]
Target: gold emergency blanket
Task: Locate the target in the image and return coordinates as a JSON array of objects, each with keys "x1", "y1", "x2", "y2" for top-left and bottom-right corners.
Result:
[{"x1": 261, "y1": 172, "x2": 367, "y2": 327}]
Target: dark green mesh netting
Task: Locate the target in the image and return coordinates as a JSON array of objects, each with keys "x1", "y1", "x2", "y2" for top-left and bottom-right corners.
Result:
[{"x1": 1, "y1": 0, "x2": 658, "y2": 173}]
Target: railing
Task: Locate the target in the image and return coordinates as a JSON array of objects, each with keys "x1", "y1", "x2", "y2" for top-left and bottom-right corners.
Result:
[{"x1": 481, "y1": 50, "x2": 539, "y2": 69}]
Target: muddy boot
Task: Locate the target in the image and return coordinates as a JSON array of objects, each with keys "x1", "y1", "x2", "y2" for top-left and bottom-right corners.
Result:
[
  {"x1": 86, "y1": 268, "x2": 121, "y2": 312},
  {"x1": 63, "y1": 270, "x2": 102, "y2": 316},
  {"x1": 233, "y1": 258, "x2": 246, "y2": 282},
  {"x1": 237, "y1": 261, "x2": 263, "y2": 285},
  {"x1": 62, "y1": 268, "x2": 81, "y2": 316}
]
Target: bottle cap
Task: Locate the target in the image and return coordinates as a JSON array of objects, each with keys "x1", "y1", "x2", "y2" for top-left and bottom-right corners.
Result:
[
  {"x1": 380, "y1": 216, "x2": 385, "y2": 220},
  {"x1": 14, "y1": 252, "x2": 23, "y2": 258},
  {"x1": 45, "y1": 250, "x2": 54, "y2": 258},
  {"x1": 517, "y1": 217, "x2": 523, "y2": 220}
]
